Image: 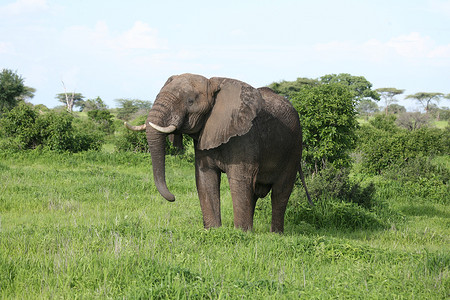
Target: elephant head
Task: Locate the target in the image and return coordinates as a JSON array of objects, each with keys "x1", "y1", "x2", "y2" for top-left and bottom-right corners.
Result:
[{"x1": 136, "y1": 73, "x2": 262, "y2": 202}]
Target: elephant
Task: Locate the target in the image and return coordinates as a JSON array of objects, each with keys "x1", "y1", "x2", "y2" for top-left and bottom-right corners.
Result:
[{"x1": 125, "y1": 73, "x2": 312, "y2": 233}]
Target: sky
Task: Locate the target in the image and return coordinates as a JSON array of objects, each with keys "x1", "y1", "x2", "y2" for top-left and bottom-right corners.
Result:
[{"x1": 1, "y1": 0, "x2": 450, "y2": 110}]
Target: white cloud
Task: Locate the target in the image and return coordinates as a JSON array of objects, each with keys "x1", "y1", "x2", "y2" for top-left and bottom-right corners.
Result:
[
  {"x1": 62, "y1": 21, "x2": 167, "y2": 54},
  {"x1": 120, "y1": 21, "x2": 167, "y2": 50},
  {"x1": 230, "y1": 29, "x2": 246, "y2": 37},
  {"x1": 314, "y1": 32, "x2": 450, "y2": 63},
  {"x1": 0, "y1": 41, "x2": 14, "y2": 54},
  {"x1": 0, "y1": 0, "x2": 48, "y2": 15},
  {"x1": 386, "y1": 32, "x2": 435, "y2": 59},
  {"x1": 428, "y1": 0, "x2": 450, "y2": 17},
  {"x1": 429, "y1": 44, "x2": 450, "y2": 58}
]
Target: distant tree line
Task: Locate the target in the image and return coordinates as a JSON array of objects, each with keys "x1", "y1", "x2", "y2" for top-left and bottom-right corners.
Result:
[{"x1": 1, "y1": 69, "x2": 449, "y2": 163}]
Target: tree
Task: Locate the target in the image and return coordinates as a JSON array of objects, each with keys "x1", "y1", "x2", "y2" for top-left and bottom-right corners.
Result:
[
  {"x1": 56, "y1": 81, "x2": 85, "y2": 112},
  {"x1": 291, "y1": 83, "x2": 358, "y2": 173},
  {"x1": 387, "y1": 103, "x2": 406, "y2": 114},
  {"x1": 375, "y1": 88, "x2": 404, "y2": 115},
  {"x1": 356, "y1": 99, "x2": 379, "y2": 116},
  {"x1": 269, "y1": 73, "x2": 379, "y2": 104},
  {"x1": 0, "y1": 69, "x2": 26, "y2": 114},
  {"x1": 320, "y1": 73, "x2": 380, "y2": 102},
  {"x1": 79, "y1": 96, "x2": 108, "y2": 111},
  {"x1": 405, "y1": 92, "x2": 444, "y2": 114},
  {"x1": 17, "y1": 86, "x2": 36, "y2": 102},
  {"x1": 55, "y1": 92, "x2": 85, "y2": 112},
  {"x1": 395, "y1": 112, "x2": 429, "y2": 131},
  {"x1": 268, "y1": 77, "x2": 319, "y2": 99},
  {"x1": 429, "y1": 104, "x2": 450, "y2": 121},
  {"x1": 115, "y1": 98, "x2": 152, "y2": 120}
]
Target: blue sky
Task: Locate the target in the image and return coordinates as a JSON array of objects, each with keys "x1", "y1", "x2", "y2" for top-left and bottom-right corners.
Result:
[{"x1": 1, "y1": 0, "x2": 450, "y2": 110}]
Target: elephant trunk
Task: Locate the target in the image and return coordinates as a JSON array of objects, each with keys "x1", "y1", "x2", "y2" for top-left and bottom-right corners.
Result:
[{"x1": 147, "y1": 125, "x2": 175, "y2": 202}]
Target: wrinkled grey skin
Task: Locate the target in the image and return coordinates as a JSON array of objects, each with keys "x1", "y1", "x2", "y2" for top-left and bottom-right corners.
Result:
[{"x1": 126, "y1": 73, "x2": 312, "y2": 233}]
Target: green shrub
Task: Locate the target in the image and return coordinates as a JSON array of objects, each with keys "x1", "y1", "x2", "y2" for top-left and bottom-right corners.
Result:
[
  {"x1": 0, "y1": 102, "x2": 39, "y2": 149},
  {"x1": 299, "y1": 164, "x2": 376, "y2": 209},
  {"x1": 289, "y1": 198, "x2": 386, "y2": 230},
  {"x1": 115, "y1": 128, "x2": 148, "y2": 153},
  {"x1": 292, "y1": 83, "x2": 358, "y2": 173},
  {"x1": 289, "y1": 163, "x2": 385, "y2": 230},
  {"x1": 357, "y1": 124, "x2": 449, "y2": 175},
  {"x1": 369, "y1": 114, "x2": 398, "y2": 132},
  {"x1": 87, "y1": 109, "x2": 114, "y2": 134},
  {"x1": 38, "y1": 111, "x2": 76, "y2": 151},
  {"x1": 384, "y1": 156, "x2": 449, "y2": 204},
  {"x1": 0, "y1": 103, "x2": 102, "y2": 152},
  {"x1": 115, "y1": 115, "x2": 148, "y2": 152}
]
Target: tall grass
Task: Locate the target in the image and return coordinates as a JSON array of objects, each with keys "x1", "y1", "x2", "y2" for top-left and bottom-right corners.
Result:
[{"x1": 1, "y1": 150, "x2": 448, "y2": 298}]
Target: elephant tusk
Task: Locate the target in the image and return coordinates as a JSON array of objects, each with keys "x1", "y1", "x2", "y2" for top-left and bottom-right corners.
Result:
[
  {"x1": 148, "y1": 122, "x2": 177, "y2": 134},
  {"x1": 124, "y1": 122, "x2": 146, "y2": 131}
]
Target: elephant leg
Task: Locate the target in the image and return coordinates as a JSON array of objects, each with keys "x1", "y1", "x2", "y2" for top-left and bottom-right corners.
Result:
[
  {"x1": 195, "y1": 166, "x2": 222, "y2": 229},
  {"x1": 270, "y1": 172, "x2": 297, "y2": 233},
  {"x1": 227, "y1": 175, "x2": 256, "y2": 231}
]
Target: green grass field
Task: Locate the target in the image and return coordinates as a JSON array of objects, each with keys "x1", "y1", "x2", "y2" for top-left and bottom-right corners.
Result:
[{"x1": 1, "y1": 150, "x2": 448, "y2": 299}]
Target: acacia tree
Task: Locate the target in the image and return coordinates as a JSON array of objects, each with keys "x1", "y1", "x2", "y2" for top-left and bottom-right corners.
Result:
[
  {"x1": 320, "y1": 73, "x2": 380, "y2": 102},
  {"x1": 405, "y1": 92, "x2": 444, "y2": 113},
  {"x1": 115, "y1": 98, "x2": 152, "y2": 120},
  {"x1": 356, "y1": 99, "x2": 379, "y2": 117},
  {"x1": 55, "y1": 92, "x2": 85, "y2": 112},
  {"x1": 79, "y1": 96, "x2": 108, "y2": 111},
  {"x1": 0, "y1": 69, "x2": 26, "y2": 114},
  {"x1": 269, "y1": 73, "x2": 379, "y2": 104},
  {"x1": 56, "y1": 81, "x2": 84, "y2": 112},
  {"x1": 375, "y1": 88, "x2": 404, "y2": 115},
  {"x1": 268, "y1": 77, "x2": 319, "y2": 98}
]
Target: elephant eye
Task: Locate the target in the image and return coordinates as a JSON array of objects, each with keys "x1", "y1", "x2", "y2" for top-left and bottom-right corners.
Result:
[{"x1": 187, "y1": 98, "x2": 194, "y2": 106}]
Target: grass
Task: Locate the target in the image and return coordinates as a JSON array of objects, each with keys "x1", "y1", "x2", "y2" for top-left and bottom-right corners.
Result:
[
  {"x1": 1, "y1": 150, "x2": 449, "y2": 298},
  {"x1": 433, "y1": 120, "x2": 448, "y2": 129}
]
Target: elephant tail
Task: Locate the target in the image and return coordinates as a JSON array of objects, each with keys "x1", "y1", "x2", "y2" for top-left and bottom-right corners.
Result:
[
  {"x1": 124, "y1": 122, "x2": 146, "y2": 131},
  {"x1": 298, "y1": 165, "x2": 314, "y2": 206}
]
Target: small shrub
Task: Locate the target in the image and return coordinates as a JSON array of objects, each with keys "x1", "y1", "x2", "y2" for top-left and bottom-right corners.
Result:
[
  {"x1": 115, "y1": 115, "x2": 149, "y2": 153},
  {"x1": 38, "y1": 111, "x2": 75, "y2": 151},
  {"x1": 301, "y1": 164, "x2": 376, "y2": 209},
  {"x1": 115, "y1": 129, "x2": 148, "y2": 153},
  {"x1": 290, "y1": 198, "x2": 386, "y2": 230},
  {"x1": 369, "y1": 114, "x2": 398, "y2": 132}
]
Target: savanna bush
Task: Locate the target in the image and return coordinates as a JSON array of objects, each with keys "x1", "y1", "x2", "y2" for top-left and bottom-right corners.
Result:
[
  {"x1": 368, "y1": 114, "x2": 398, "y2": 132},
  {"x1": 0, "y1": 103, "x2": 102, "y2": 152},
  {"x1": 357, "y1": 117, "x2": 449, "y2": 175},
  {"x1": 384, "y1": 156, "x2": 449, "y2": 204},
  {"x1": 0, "y1": 102, "x2": 39, "y2": 149},
  {"x1": 301, "y1": 164, "x2": 376, "y2": 209},
  {"x1": 87, "y1": 109, "x2": 114, "y2": 134},
  {"x1": 289, "y1": 164, "x2": 386, "y2": 230},
  {"x1": 292, "y1": 83, "x2": 358, "y2": 173},
  {"x1": 289, "y1": 197, "x2": 386, "y2": 230}
]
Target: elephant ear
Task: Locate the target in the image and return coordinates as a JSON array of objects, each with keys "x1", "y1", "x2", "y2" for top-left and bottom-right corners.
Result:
[{"x1": 198, "y1": 78, "x2": 262, "y2": 150}]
